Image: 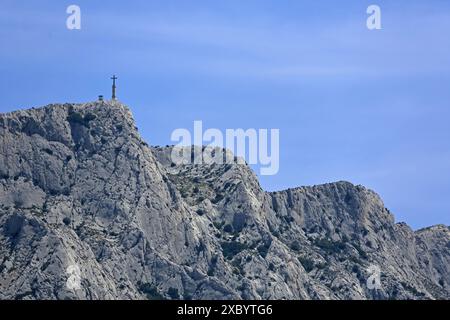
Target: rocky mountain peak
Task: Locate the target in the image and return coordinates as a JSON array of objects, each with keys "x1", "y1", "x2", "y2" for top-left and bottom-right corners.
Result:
[{"x1": 0, "y1": 101, "x2": 449, "y2": 300}]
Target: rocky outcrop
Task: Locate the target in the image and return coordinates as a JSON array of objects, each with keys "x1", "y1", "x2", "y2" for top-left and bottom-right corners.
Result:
[{"x1": 0, "y1": 101, "x2": 448, "y2": 300}]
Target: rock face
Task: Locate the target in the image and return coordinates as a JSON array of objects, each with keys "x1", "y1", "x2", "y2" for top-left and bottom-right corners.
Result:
[{"x1": 0, "y1": 101, "x2": 449, "y2": 300}]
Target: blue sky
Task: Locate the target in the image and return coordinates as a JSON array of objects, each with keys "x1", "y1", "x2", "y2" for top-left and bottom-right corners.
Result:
[{"x1": 1, "y1": 0, "x2": 450, "y2": 229}]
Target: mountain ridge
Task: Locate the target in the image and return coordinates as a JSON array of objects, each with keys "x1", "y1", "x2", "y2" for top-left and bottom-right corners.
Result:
[{"x1": 0, "y1": 101, "x2": 449, "y2": 300}]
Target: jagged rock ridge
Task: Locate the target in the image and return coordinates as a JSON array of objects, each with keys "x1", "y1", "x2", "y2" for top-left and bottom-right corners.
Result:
[{"x1": 0, "y1": 101, "x2": 448, "y2": 300}]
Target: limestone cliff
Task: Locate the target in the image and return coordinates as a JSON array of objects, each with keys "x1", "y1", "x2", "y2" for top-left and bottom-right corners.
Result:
[{"x1": 0, "y1": 101, "x2": 448, "y2": 299}]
